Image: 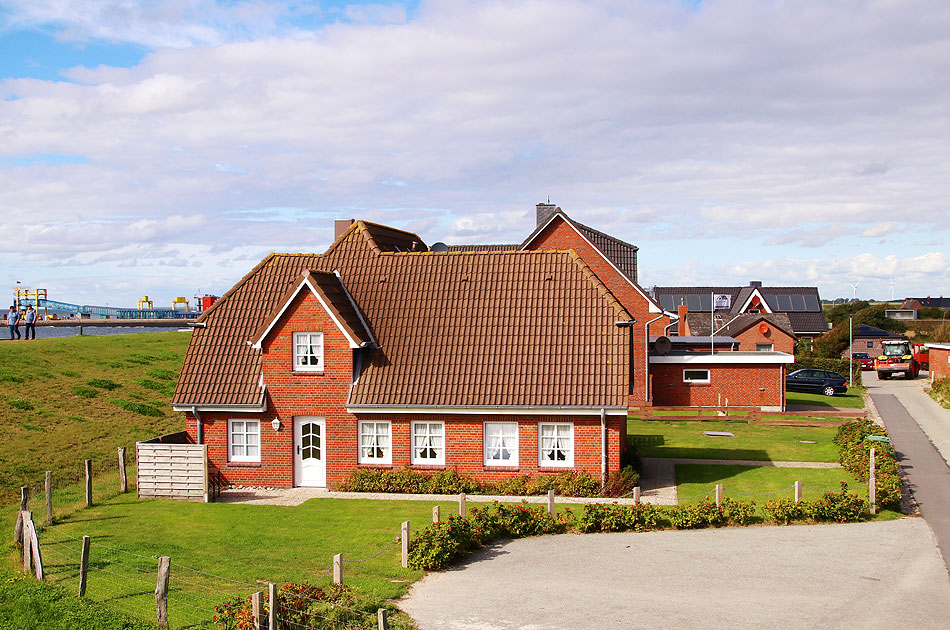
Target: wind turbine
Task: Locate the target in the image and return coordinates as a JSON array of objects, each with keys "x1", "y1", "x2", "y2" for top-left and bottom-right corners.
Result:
[
  {"x1": 889, "y1": 277, "x2": 897, "y2": 302},
  {"x1": 848, "y1": 280, "x2": 861, "y2": 301}
]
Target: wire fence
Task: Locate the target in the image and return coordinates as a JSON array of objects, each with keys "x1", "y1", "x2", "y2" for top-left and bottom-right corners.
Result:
[{"x1": 31, "y1": 520, "x2": 409, "y2": 629}]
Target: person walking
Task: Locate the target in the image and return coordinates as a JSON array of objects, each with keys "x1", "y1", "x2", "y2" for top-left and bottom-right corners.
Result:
[
  {"x1": 23, "y1": 304, "x2": 36, "y2": 340},
  {"x1": 7, "y1": 305, "x2": 20, "y2": 340}
]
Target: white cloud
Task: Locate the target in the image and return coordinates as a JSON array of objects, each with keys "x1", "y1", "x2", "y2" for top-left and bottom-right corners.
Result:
[{"x1": 0, "y1": 0, "x2": 948, "y2": 303}]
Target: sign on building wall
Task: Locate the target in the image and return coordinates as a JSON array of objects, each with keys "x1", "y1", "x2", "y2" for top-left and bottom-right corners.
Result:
[{"x1": 714, "y1": 294, "x2": 732, "y2": 310}]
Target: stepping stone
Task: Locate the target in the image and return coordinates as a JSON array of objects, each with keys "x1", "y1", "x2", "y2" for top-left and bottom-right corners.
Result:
[{"x1": 703, "y1": 431, "x2": 735, "y2": 437}]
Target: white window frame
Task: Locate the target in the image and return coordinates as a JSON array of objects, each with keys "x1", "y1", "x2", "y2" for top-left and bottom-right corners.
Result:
[
  {"x1": 359, "y1": 420, "x2": 391, "y2": 465},
  {"x1": 484, "y1": 422, "x2": 518, "y2": 467},
  {"x1": 293, "y1": 332, "x2": 324, "y2": 372},
  {"x1": 411, "y1": 421, "x2": 445, "y2": 466},
  {"x1": 756, "y1": 343, "x2": 774, "y2": 352},
  {"x1": 683, "y1": 369, "x2": 711, "y2": 383},
  {"x1": 538, "y1": 422, "x2": 574, "y2": 468},
  {"x1": 228, "y1": 419, "x2": 261, "y2": 462}
]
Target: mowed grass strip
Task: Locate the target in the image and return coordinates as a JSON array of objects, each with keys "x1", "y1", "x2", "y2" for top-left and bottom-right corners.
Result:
[
  {"x1": 0, "y1": 332, "x2": 189, "y2": 499},
  {"x1": 674, "y1": 464, "x2": 902, "y2": 520},
  {"x1": 628, "y1": 418, "x2": 840, "y2": 462},
  {"x1": 785, "y1": 387, "x2": 865, "y2": 409}
]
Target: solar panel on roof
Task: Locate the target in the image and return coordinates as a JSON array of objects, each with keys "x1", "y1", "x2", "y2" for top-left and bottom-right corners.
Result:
[
  {"x1": 764, "y1": 295, "x2": 780, "y2": 310},
  {"x1": 687, "y1": 294, "x2": 702, "y2": 311},
  {"x1": 777, "y1": 294, "x2": 793, "y2": 311},
  {"x1": 790, "y1": 294, "x2": 806, "y2": 311},
  {"x1": 804, "y1": 294, "x2": 820, "y2": 311},
  {"x1": 659, "y1": 295, "x2": 674, "y2": 310}
]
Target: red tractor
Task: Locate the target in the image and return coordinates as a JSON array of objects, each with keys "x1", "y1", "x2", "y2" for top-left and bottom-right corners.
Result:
[{"x1": 876, "y1": 340, "x2": 920, "y2": 380}]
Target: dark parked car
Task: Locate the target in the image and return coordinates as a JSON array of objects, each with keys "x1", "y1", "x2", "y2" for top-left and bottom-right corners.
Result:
[
  {"x1": 786, "y1": 369, "x2": 848, "y2": 396},
  {"x1": 852, "y1": 352, "x2": 874, "y2": 370}
]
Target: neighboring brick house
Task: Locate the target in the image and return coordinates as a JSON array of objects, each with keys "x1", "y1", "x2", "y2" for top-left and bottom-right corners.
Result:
[
  {"x1": 654, "y1": 282, "x2": 828, "y2": 343},
  {"x1": 171, "y1": 207, "x2": 793, "y2": 490},
  {"x1": 901, "y1": 297, "x2": 950, "y2": 313},
  {"x1": 925, "y1": 343, "x2": 950, "y2": 382},
  {"x1": 172, "y1": 221, "x2": 632, "y2": 489},
  {"x1": 843, "y1": 325, "x2": 905, "y2": 358},
  {"x1": 681, "y1": 310, "x2": 797, "y2": 354}
]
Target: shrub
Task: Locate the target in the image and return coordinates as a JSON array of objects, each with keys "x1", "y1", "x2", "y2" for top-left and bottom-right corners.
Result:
[
  {"x1": 212, "y1": 583, "x2": 365, "y2": 630},
  {"x1": 71, "y1": 386, "x2": 98, "y2": 399},
  {"x1": 575, "y1": 502, "x2": 661, "y2": 533},
  {"x1": 720, "y1": 498, "x2": 757, "y2": 526},
  {"x1": 761, "y1": 498, "x2": 806, "y2": 525},
  {"x1": 338, "y1": 467, "x2": 603, "y2": 497},
  {"x1": 805, "y1": 483, "x2": 868, "y2": 522},
  {"x1": 407, "y1": 515, "x2": 479, "y2": 570},
  {"x1": 87, "y1": 378, "x2": 121, "y2": 391},
  {"x1": 545, "y1": 470, "x2": 600, "y2": 497},
  {"x1": 834, "y1": 420, "x2": 902, "y2": 509},
  {"x1": 929, "y1": 377, "x2": 950, "y2": 409},
  {"x1": 601, "y1": 466, "x2": 640, "y2": 497},
  {"x1": 666, "y1": 499, "x2": 725, "y2": 529}
]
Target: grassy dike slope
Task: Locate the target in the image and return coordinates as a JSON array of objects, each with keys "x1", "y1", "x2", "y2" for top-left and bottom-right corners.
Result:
[{"x1": 0, "y1": 332, "x2": 189, "y2": 498}]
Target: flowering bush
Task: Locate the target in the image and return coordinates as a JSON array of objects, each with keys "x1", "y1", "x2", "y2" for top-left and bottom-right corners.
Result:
[
  {"x1": 212, "y1": 583, "x2": 368, "y2": 630},
  {"x1": 407, "y1": 515, "x2": 479, "y2": 570},
  {"x1": 666, "y1": 499, "x2": 725, "y2": 529},
  {"x1": 720, "y1": 498, "x2": 757, "y2": 526},
  {"x1": 834, "y1": 420, "x2": 902, "y2": 509},
  {"x1": 575, "y1": 502, "x2": 662, "y2": 533},
  {"x1": 761, "y1": 498, "x2": 806, "y2": 525},
  {"x1": 339, "y1": 467, "x2": 606, "y2": 497},
  {"x1": 804, "y1": 483, "x2": 868, "y2": 522}
]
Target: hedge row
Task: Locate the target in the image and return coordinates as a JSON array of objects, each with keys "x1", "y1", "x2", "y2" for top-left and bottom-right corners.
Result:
[
  {"x1": 408, "y1": 489, "x2": 871, "y2": 570},
  {"x1": 338, "y1": 466, "x2": 640, "y2": 498},
  {"x1": 789, "y1": 357, "x2": 864, "y2": 388},
  {"x1": 833, "y1": 419, "x2": 902, "y2": 509}
]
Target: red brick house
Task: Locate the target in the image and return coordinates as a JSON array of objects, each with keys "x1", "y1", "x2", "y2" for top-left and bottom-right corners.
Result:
[
  {"x1": 925, "y1": 343, "x2": 950, "y2": 382},
  {"x1": 842, "y1": 324, "x2": 905, "y2": 359},
  {"x1": 171, "y1": 206, "x2": 792, "y2": 490},
  {"x1": 681, "y1": 311, "x2": 797, "y2": 354}
]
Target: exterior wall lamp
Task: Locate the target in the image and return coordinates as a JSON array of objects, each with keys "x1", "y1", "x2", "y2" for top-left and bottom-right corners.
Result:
[{"x1": 272, "y1": 417, "x2": 282, "y2": 432}]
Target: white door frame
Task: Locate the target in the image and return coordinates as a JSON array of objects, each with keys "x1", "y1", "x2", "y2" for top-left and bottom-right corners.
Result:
[{"x1": 294, "y1": 416, "x2": 326, "y2": 487}]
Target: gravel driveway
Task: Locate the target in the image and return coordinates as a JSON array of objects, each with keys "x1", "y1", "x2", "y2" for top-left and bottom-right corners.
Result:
[{"x1": 400, "y1": 518, "x2": 950, "y2": 630}]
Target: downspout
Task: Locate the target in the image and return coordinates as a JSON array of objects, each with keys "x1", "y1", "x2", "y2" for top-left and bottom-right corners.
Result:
[
  {"x1": 600, "y1": 407, "x2": 607, "y2": 490},
  {"x1": 192, "y1": 405, "x2": 203, "y2": 444},
  {"x1": 664, "y1": 316, "x2": 679, "y2": 336},
  {"x1": 644, "y1": 315, "x2": 665, "y2": 402}
]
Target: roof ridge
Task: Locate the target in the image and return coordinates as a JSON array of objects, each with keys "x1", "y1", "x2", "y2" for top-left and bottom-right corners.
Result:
[
  {"x1": 321, "y1": 220, "x2": 362, "y2": 257},
  {"x1": 564, "y1": 249, "x2": 633, "y2": 320},
  {"x1": 568, "y1": 215, "x2": 640, "y2": 252}
]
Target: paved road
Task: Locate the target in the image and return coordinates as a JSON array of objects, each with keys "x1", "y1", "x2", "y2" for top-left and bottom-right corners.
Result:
[
  {"x1": 865, "y1": 370, "x2": 950, "y2": 465},
  {"x1": 867, "y1": 371, "x2": 950, "y2": 571},
  {"x1": 400, "y1": 519, "x2": 950, "y2": 630}
]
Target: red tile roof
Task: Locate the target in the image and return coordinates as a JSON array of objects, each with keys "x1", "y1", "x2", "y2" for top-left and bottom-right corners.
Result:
[{"x1": 173, "y1": 220, "x2": 633, "y2": 410}]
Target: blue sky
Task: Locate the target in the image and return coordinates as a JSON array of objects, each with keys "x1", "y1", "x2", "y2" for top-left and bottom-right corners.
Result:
[{"x1": 1, "y1": 0, "x2": 948, "y2": 308}]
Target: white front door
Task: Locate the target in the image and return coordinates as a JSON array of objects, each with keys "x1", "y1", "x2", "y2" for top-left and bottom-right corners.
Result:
[{"x1": 294, "y1": 417, "x2": 326, "y2": 487}]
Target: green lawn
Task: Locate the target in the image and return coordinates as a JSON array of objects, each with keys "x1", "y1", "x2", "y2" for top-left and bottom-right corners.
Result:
[
  {"x1": 785, "y1": 387, "x2": 865, "y2": 409},
  {"x1": 675, "y1": 464, "x2": 901, "y2": 520},
  {"x1": 7, "y1": 492, "x2": 462, "y2": 627},
  {"x1": 0, "y1": 332, "x2": 189, "y2": 499},
  {"x1": 628, "y1": 418, "x2": 840, "y2": 462}
]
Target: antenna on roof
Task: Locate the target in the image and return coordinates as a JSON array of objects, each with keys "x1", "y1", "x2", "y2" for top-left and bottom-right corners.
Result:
[{"x1": 431, "y1": 242, "x2": 449, "y2": 253}]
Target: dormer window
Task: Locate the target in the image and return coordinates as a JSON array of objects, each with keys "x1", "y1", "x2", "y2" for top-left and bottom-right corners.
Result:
[{"x1": 294, "y1": 332, "x2": 324, "y2": 371}]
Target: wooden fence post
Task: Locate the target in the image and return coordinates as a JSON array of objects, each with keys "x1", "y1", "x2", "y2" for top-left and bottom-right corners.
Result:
[
  {"x1": 21, "y1": 511, "x2": 32, "y2": 574},
  {"x1": 458, "y1": 492, "x2": 466, "y2": 517},
  {"x1": 794, "y1": 480, "x2": 803, "y2": 503},
  {"x1": 869, "y1": 447, "x2": 877, "y2": 515},
  {"x1": 79, "y1": 536, "x2": 91, "y2": 597},
  {"x1": 118, "y1": 448, "x2": 127, "y2": 494},
  {"x1": 154, "y1": 556, "x2": 170, "y2": 628},
  {"x1": 633, "y1": 487, "x2": 641, "y2": 504},
  {"x1": 333, "y1": 553, "x2": 343, "y2": 584},
  {"x1": 85, "y1": 460, "x2": 93, "y2": 508},
  {"x1": 377, "y1": 608, "x2": 389, "y2": 630},
  {"x1": 25, "y1": 518, "x2": 44, "y2": 581},
  {"x1": 45, "y1": 472, "x2": 53, "y2": 526},
  {"x1": 547, "y1": 489, "x2": 555, "y2": 516},
  {"x1": 268, "y1": 582, "x2": 278, "y2": 630},
  {"x1": 401, "y1": 521, "x2": 410, "y2": 569},
  {"x1": 251, "y1": 591, "x2": 264, "y2": 630},
  {"x1": 14, "y1": 487, "x2": 29, "y2": 545},
  {"x1": 715, "y1": 484, "x2": 724, "y2": 507},
  {"x1": 432, "y1": 505, "x2": 440, "y2": 523}
]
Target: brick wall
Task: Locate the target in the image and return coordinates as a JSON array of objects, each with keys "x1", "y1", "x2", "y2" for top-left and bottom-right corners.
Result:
[
  {"x1": 526, "y1": 217, "x2": 669, "y2": 403},
  {"x1": 844, "y1": 338, "x2": 891, "y2": 357},
  {"x1": 734, "y1": 325, "x2": 795, "y2": 354},
  {"x1": 930, "y1": 348, "x2": 950, "y2": 381},
  {"x1": 650, "y1": 363, "x2": 785, "y2": 409}
]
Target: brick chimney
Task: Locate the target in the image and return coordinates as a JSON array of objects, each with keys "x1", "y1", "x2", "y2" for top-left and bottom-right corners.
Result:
[
  {"x1": 750, "y1": 280, "x2": 762, "y2": 288},
  {"x1": 334, "y1": 219, "x2": 355, "y2": 240},
  {"x1": 536, "y1": 200, "x2": 559, "y2": 227},
  {"x1": 677, "y1": 304, "x2": 688, "y2": 336}
]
